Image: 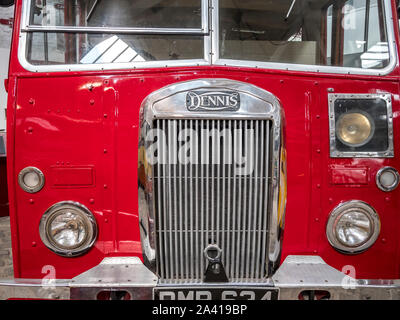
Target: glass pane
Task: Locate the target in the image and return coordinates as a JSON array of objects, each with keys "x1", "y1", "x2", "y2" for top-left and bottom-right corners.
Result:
[
  {"x1": 29, "y1": 0, "x2": 202, "y2": 29},
  {"x1": 26, "y1": 33, "x2": 204, "y2": 65},
  {"x1": 219, "y1": 0, "x2": 389, "y2": 70}
]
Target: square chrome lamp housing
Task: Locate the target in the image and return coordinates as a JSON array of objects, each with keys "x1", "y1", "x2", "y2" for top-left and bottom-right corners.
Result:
[{"x1": 329, "y1": 93, "x2": 394, "y2": 158}]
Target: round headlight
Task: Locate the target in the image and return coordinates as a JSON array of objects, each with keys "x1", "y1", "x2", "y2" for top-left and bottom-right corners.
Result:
[
  {"x1": 336, "y1": 112, "x2": 374, "y2": 147},
  {"x1": 39, "y1": 201, "x2": 97, "y2": 257},
  {"x1": 376, "y1": 167, "x2": 400, "y2": 192},
  {"x1": 326, "y1": 201, "x2": 380, "y2": 254},
  {"x1": 18, "y1": 167, "x2": 45, "y2": 193}
]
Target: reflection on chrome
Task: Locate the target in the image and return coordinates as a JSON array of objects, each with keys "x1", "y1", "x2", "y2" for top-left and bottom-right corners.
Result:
[{"x1": 80, "y1": 35, "x2": 145, "y2": 64}]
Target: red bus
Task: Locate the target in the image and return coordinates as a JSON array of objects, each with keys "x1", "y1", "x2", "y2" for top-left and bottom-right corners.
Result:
[{"x1": 1, "y1": 0, "x2": 400, "y2": 300}]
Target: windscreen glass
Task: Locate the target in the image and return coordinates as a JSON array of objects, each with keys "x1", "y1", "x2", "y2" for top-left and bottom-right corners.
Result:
[
  {"x1": 26, "y1": 0, "x2": 204, "y2": 65},
  {"x1": 219, "y1": 0, "x2": 389, "y2": 69},
  {"x1": 29, "y1": 0, "x2": 202, "y2": 29}
]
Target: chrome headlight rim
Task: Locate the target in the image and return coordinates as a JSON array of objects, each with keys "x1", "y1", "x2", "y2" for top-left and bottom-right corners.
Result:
[
  {"x1": 39, "y1": 201, "x2": 98, "y2": 257},
  {"x1": 326, "y1": 200, "x2": 380, "y2": 255},
  {"x1": 18, "y1": 167, "x2": 45, "y2": 193},
  {"x1": 376, "y1": 167, "x2": 400, "y2": 192}
]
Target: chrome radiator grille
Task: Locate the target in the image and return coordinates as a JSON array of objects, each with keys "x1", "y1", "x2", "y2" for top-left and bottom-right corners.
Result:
[{"x1": 153, "y1": 119, "x2": 272, "y2": 283}]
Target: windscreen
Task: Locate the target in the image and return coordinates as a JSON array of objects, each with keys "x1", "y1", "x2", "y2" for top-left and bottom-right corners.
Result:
[
  {"x1": 26, "y1": 0, "x2": 204, "y2": 65},
  {"x1": 219, "y1": 0, "x2": 389, "y2": 69},
  {"x1": 23, "y1": 0, "x2": 391, "y2": 70}
]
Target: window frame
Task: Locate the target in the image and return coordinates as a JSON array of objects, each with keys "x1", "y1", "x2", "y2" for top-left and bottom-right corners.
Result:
[
  {"x1": 18, "y1": 0, "x2": 211, "y2": 72},
  {"x1": 211, "y1": 0, "x2": 397, "y2": 76},
  {"x1": 18, "y1": 0, "x2": 397, "y2": 75}
]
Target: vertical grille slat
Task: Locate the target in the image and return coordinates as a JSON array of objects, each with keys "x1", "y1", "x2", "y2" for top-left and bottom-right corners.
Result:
[
  {"x1": 167, "y1": 120, "x2": 174, "y2": 280},
  {"x1": 245, "y1": 120, "x2": 254, "y2": 280},
  {"x1": 154, "y1": 119, "x2": 272, "y2": 283},
  {"x1": 250, "y1": 121, "x2": 259, "y2": 279},
  {"x1": 200, "y1": 120, "x2": 205, "y2": 280},
  {"x1": 237, "y1": 120, "x2": 244, "y2": 281},
  {"x1": 260, "y1": 121, "x2": 270, "y2": 278}
]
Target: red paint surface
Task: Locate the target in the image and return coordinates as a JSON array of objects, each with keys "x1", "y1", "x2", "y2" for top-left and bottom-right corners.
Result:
[
  {"x1": 5, "y1": 0, "x2": 400, "y2": 280},
  {"x1": 50, "y1": 166, "x2": 94, "y2": 187},
  {"x1": 329, "y1": 166, "x2": 369, "y2": 186}
]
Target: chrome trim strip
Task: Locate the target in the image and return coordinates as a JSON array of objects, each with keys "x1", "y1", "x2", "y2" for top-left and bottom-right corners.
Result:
[
  {"x1": 0, "y1": 279, "x2": 70, "y2": 300},
  {"x1": 22, "y1": 26, "x2": 209, "y2": 35},
  {"x1": 328, "y1": 93, "x2": 394, "y2": 158}
]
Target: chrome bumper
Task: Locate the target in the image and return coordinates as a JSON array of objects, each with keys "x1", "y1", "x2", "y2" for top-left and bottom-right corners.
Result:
[{"x1": 1, "y1": 256, "x2": 400, "y2": 300}]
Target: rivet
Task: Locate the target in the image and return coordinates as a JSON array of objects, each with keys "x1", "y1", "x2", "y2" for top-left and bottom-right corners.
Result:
[
  {"x1": 29, "y1": 98, "x2": 35, "y2": 105},
  {"x1": 316, "y1": 149, "x2": 321, "y2": 154},
  {"x1": 314, "y1": 81, "x2": 319, "y2": 86},
  {"x1": 104, "y1": 114, "x2": 108, "y2": 118},
  {"x1": 88, "y1": 84, "x2": 94, "y2": 91},
  {"x1": 27, "y1": 127, "x2": 33, "y2": 133},
  {"x1": 385, "y1": 197, "x2": 390, "y2": 202},
  {"x1": 104, "y1": 80, "x2": 109, "y2": 85},
  {"x1": 105, "y1": 218, "x2": 108, "y2": 223},
  {"x1": 104, "y1": 149, "x2": 108, "y2": 154},
  {"x1": 104, "y1": 184, "x2": 108, "y2": 189},
  {"x1": 316, "y1": 115, "x2": 320, "y2": 119},
  {"x1": 90, "y1": 99, "x2": 95, "y2": 105},
  {"x1": 381, "y1": 238, "x2": 387, "y2": 244},
  {"x1": 29, "y1": 199, "x2": 34, "y2": 204},
  {"x1": 32, "y1": 242, "x2": 37, "y2": 247},
  {"x1": 280, "y1": 80, "x2": 284, "y2": 84},
  {"x1": 140, "y1": 78, "x2": 144, "y2": 83},
  {"x1": 314, "y1": 218, "x2": 320, "y2": 222},
  {"x1": 329, "y1": 198, "x2": 333, "y2": 203},
  {"x1": 89, "y1": 198, "x2": 95, "y2": 204},
  {"x1": 316, "y1": 184, "x2": 321, "y2": 189}
]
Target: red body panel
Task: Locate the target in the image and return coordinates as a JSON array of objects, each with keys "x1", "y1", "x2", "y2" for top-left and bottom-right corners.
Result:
[{"x1": 5, "y1": 0, "x2": 400, "y2": 280}]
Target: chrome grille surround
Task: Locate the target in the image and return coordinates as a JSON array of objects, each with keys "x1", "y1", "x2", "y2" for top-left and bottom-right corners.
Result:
[{"x1": 138, "y1": 79, "x2": 285, "y2": 284}]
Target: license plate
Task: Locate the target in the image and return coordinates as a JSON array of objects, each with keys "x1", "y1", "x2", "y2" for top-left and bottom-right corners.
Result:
[{"x1": 153, "y1": 287, "x2": 279, "y2": 300}]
